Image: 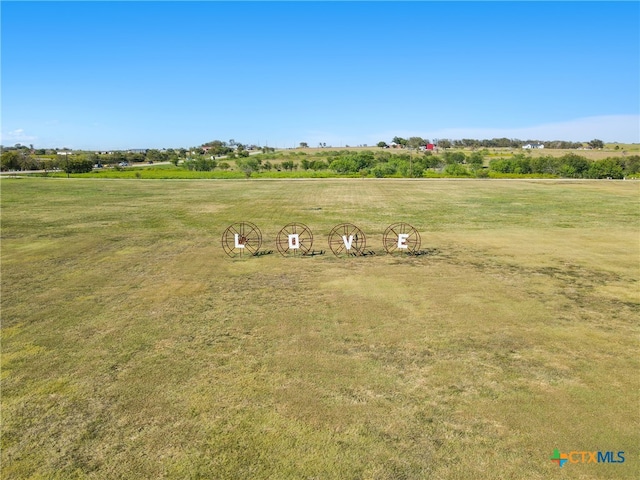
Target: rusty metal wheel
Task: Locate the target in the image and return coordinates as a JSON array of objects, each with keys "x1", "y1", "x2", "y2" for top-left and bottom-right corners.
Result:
[
  {"x1": 383, "y1": 222, "x2": 421, "y2": 254},
  {"x1": 276, "y1": 223, "x2": 313, "y2": 256},
  {"x1": 221, "y1": 222, "x2": 262, "y2": 257},
  {"x1": 328, "y1": 223, "x2": 366, "y2": 256}
]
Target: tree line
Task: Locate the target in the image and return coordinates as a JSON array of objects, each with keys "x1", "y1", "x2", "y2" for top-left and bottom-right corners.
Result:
[
  {"x1": 2, "y1": 140, "x2": 638, "y2": 178},
  {"x1": 245, "y1": 150, "x2": 640, "y2": 179},
  {"x1": 377, "y1": 137, "x2": 605, "y2": 150},
  {"x1": 488, "y1": 153, "x2": 639, "y2": 179}
]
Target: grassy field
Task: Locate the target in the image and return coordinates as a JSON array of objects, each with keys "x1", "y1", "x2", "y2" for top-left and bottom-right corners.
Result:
[{"x1": 2, "y1": 178, "x2": 639, "y2": 479}]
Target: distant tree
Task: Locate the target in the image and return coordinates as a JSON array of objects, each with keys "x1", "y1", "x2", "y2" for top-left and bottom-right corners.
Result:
[
  {"x1": 62, "y1": 156, "x2": 93, "y2": 174},
  {"x1": 309, "y1": 159, "x2": 328, "y2": 170},
  {"x1": 236, "y1": 157, "x2": 260, "y2": 178},
  {"x1": 1, "y1": 151, "x2": 22, "y2": 171},
  {"x1": 329, "y1": 157, "x2": 357, "y2": 173},
  {"x1": 126, "y1": 152, "x2": 145, "y2": 163},
  {"x1": 1, "y1": 149, "x2": 39, "y2": 171},
  {"x1": 587, "y1": 158, "x2": 624, "y2": 179},
  {"x1": 202, "y1": 140, "x2": 232, "y2": 156},
  {"x1": 444, "y1": 163, "x2": 470, "y2": 176},
  {"x1": 299, "y1": 142, "x2": 309, "y2": 148},
  {"x1": 558, "y1": 153, "x2": 589, "y2": 177},
  {"x1": 377, "y1": 141, "x2": 388, "y2": 148},
  {"x1": 407, "y1": 137, "x2": 428, "y2": 150},
  {"x1": 622, "y1": 155, "x2": 640, "y2": 175},
  {"x1": 392, "y1": 136, "x2": 408, "y2": 147},
  {"x1": 468, "y1": 151, "x2": 484, "y2": 170},
  {"x1": 146, "y1": 149, "x2": 167, "y2": 163},
  {"x1": 41, "y1": 157, "x2": 60, "y2": 171},
  {"x1": 281, "y1": 160, "x2": 296, "y2": 171},
  {"x1": 236, "y1": 146, "x2": 250, "y2": 157},
  {"x1": 443, "y1": 151, "x2": 466, "y2": 164},
  {"x1": 437, "y1": 139, "x2": 452, "y2": 149},
  {"x1": 588, "y1": 139, "x2": 604, "y2": 149}
]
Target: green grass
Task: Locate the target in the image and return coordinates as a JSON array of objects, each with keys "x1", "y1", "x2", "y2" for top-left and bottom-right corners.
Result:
[
  {"x1": 2, "y1": 178, "x2": 639, "y2": 479},
  {"x1": 37, "y1": 166, "x2": 348, "y2": 180}
]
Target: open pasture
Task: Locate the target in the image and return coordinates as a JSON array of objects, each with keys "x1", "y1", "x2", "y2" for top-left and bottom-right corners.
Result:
[{"x1": 1, "y1": 178, "x2": 639, "y2": 479}]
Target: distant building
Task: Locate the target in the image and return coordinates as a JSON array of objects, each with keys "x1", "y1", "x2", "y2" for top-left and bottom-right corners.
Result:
[{"x1": 522, "y1": 143, "x2": 544, "y2": 149}]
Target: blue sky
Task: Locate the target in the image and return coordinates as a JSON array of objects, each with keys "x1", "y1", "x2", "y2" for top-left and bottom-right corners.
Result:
[{"x1": 2, "y1": 1, "x2": 639, "y2": 149}]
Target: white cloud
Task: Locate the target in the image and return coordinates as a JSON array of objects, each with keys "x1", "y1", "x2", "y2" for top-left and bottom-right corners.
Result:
[{"x1": 1, "y1": 128, "x2": 37, "y2": 144}]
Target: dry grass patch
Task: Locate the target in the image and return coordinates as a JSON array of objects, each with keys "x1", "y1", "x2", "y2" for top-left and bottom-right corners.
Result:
[{"x1": 2, "y1": 178, "x2": 638, "y2": 479}]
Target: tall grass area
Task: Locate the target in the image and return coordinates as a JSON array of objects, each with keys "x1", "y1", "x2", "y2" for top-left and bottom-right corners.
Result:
[{"x1": 2, "y1": 178, "x2": 638, "y2": 479}]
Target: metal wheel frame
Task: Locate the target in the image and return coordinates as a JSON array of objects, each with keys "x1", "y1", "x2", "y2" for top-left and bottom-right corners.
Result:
[
  {"x1": 221, "y1": 222, "x2": 262, "y2": 257},
  {"x1": 328, "y1": 223, "x2": 366, "y2": 256},
  {"x1": 276, "y1": 223, "x2": 314, "y2": 256},
  {"x1": 383, "y1": 222, "x2": 421, "y2": 254}
]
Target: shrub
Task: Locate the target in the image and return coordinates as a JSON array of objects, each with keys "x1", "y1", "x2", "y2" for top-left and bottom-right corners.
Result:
[
  {"x1": 185, "y1": 158, "x2": 217, "y2": 171},
  {"x1": 63, "y1": 157, "x2": 93, "y2": 174},
  {"x1": 444, "y1": 163, "x2": 470, "y2": 176},
  {"x1": 587, "y1": 158, "x2": 624, "y2": 179}
]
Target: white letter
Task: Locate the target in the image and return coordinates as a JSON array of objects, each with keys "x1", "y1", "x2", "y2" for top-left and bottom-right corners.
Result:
[
  {"x1": 234, "y1": 233, "x2": 245, "y2": 249},
  {"x1": 342, "y1": 235, "x2": 354, "y2": 250},
  {"x1": 288, "y1": 234, "x2": 300, "y2": 249},
  {"x1": 397, "y1": 233, "x2": 409, "y2": 249}
]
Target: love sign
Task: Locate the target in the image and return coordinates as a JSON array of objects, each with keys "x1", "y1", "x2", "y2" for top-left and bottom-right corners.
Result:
[{"x1": 221, "y1": 222, "x2": 422, "y2": 257}]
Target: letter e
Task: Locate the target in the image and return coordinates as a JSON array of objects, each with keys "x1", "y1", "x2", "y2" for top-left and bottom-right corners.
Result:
[{"x1": 397, "y1": 233, "x2": 410, "y2": 249}]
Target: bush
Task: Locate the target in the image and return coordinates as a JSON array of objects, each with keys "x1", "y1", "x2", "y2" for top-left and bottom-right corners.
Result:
[
  {"x1": 236, "y1": 157, "x2": 260, "y2": 178},
  {"x1": 444, "y1": 163, "x2": 470, "y2": 176},
  {"x1": 329, "y1": 157, "x2": 357, "y2": 173},
  {"x1": 371, "y1": 163, "x2": 397, "y2": 178},
  {"x1": 185, "y1": 158, "x2": 217, "y2": 171},
  {"x1": 558, "y1": 153, "x2": 589, "y2": 178},
  {"x1": 622, "y1": 155, "x2": 640, "y2": 175},
  {"x1": 587, "y1": 159, "x2": 624, "y2": 179},
  {"x1": 63, "y1": 157, "x2": 94, "y2": 174},
  {"x1": 443, "y1": 151, "x2": 466, "y2": 164}
]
